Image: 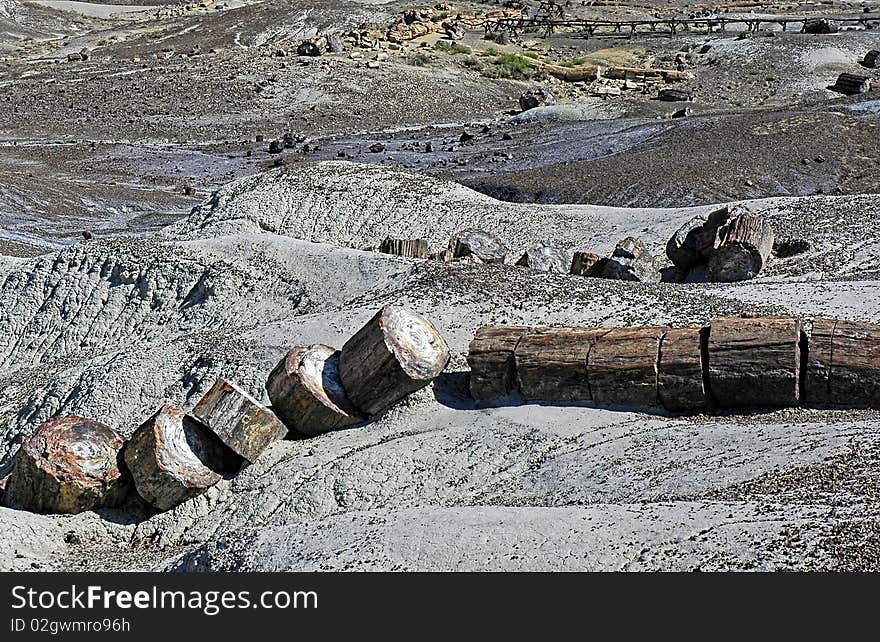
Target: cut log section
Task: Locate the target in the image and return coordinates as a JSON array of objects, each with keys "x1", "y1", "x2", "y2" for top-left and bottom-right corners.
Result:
[
  {"x1": 707, "y1": 316, "x2": 801, "y2": 409},
  {"x1": 123, "y1": 404, "x2": 243, "y2": 512},
  {"x1": 379, "y1": 237, "x2": 430, "y2": 259},
  {"x1": 267, "y1": 345, "x2": 364, "y2": 436},
  {"x1": 2, "y1": 416, "x2": 128, "y2": 514},
  {"x1": 588, "y1": 327, "x2": 667, "y2": 408},
  {"x1": 516, "y1": 244, "x2": 569, "y2": 273},
  {"x1": 339, "y1": 305, "x2": 450, "y2": 416},
  {"x1": 708, "y1": 212, "x2": 774, "y2": 282},
  {"x1": 448, "y1": 229, "x2": 508, "y2": 264},
  {"x1": 192, "y1": 378, "x2": 288, "y2": 463},
  {"x1": 467, "y1": 326, "x2": 531, "y2": 401},
  {"x1": 514, "y1": 327, "x2": 607, "y2": 403},
  {"x1": 833, "y1": 73, "x2": 871, "y2": 95},
  {"x1": 804, "y1": 318, "x2": 880, "y2": 408},
  {"x1": 570, "y1": 251, "x2": 607, "y2": 277},
  {"x1": 865, "y1": 50, "x2": 880, "y2": 69},
  {"x1": 600, "y1": 237, "x2": 662, "y2": 282},
  {"x1": 658, "y1": 326, "x2": 708, "y2": 413},
  {"x1": 665, "y1": 206, "x2": 734, "y2": 271}
]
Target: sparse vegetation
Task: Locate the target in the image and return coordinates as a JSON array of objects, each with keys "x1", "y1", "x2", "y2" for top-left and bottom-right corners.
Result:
[
  {"x1": 406, "y1": 52, "x2": 432, "y2": 67},
  {"x1": 434, "y1": 41, "x2": 471, "y2": 55}
]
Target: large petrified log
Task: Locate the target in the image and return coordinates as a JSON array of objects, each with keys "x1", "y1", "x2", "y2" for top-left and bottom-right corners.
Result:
[
  {"x1": 865, "y1": 50, "x2": 880, "y2": 69},
  {"x1": 515, "y1": 244, "x2": 569, "y2": 273},
  {"x1": 514, "y1": 327, "x2": 607, "y2": 402},
  {"x1": 708, "y1": 212, "x2": 774, "y2": 282},
  {"x1": 707, "y1": 316, "x2": 802, "y2": 409},
  {"x1": 192, "y1": 379, "x2": 288, "y2": 463},
  {"x1": 267, "y1": 345, "x2": 364, "y2": 436},
  {"x1": 448, "y1": 229, "x2": 508, "y2": 264},
  {"x1": 570, "y1": 251, "x2": 607, "y2": 277},
  {"x1": 467, "y1": 326, "x2": 531, "y2": 401},
  {"x1": 833, "y1": 73, "x2": 872, "y2": 96},
  {"x1": 588, "y1": 327, "x2": 667, "y2": 408},
  {"x1": 600, "y1": 237, "x2": 662, "y2": 282},
  {"x1": 658, "y1": 326, "x2": 708, "y2": 413},
  {"x1": 665, "y1": 206, "x2": 734, "y2": 271},
  {"x1": 379, "y1": 237, "x2": 430, "y2": 259},
  {"x1": 339, "y1": 305, "x2": 450, "y2": 416},
  {"x1": 2, "y1": 416, "x2": 129, "y2": 514},
  {"x1": 804, "y1": 318, "x2": 880, "y2": 407},
  {"x1": 123, "y1": 405, "x2": 243, "y2": 512}
]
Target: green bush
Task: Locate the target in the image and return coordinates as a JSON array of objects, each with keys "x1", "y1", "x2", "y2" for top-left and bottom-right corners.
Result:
[{"x1": 434, "y1": 41, "x2": 471, "y2": 55}]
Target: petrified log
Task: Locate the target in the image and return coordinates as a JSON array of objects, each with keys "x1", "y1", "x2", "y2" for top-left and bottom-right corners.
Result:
[
  {"x1": 658, "y1": 326, "x2": 708, "y2": 413},
  {"x1": 192, "y1": 379, "x2": 288, "y2": 463},
  {"x1": 804, "y1": 318, "x2": 880, "y2": 407},
  {"x1": 379, "y1": 237, "x2": 430, "y2": 259},
  {"x1": 588, "y1": 327, "x2": 667, "y2": 408},
  {"x1": 448, "y1": 229, "x2": 508, "y2": 263},
  {"x1": 707, "y1": 316, "x2": 802, "y2": 409},
  {"x1": 708, "y1": 212, "x2": 774, "y2": 282},
  {"x1": 519, "y1": 87, "x2": 556, "y2": 111},
  {"x1": 467, "y1": 326, "x2": 531, "y2": 401},
  {"x1": 266, "y1": 345, "x2": 363, "y2": 436},
  {"x1": 2, "y1": 416, "x2": 128, "y2": 514},
  {"x1": 833, "y1": 73, "x2": 871, "y2": 95},
  {"x1": 516, "y1": 244, "x2": 569, "y2": 273},
  {"x1": 339, "y1": 305, "x2": 450, "y2": 416},
  {"x1": 665, "y1": 206, "x2": 734, "y2": 270},
  {"x1": 514, "y1": 327, "x2": 607, "y2": 403},
  {"x1": 803, "y1": 18, "x2": 838, "y2": 34},
  {"x1": 658, "y1": 87, "x2": 693, "y2": 102},
  {"x1": 570, "y1": 251, "x2": 606, "y2": 277},
  {"x1": 865, "y1": 50, "x2": 880, "y2": 69},
  {"x1": 123, "y1": 405, "x2": 243, "y2": 512},
  {"x1": 600, "y1": 237, "x2": 662, "y2": 282}
]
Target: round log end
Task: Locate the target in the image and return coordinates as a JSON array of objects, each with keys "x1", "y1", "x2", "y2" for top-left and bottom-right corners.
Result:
[{"x1": 380, "y1": 305, "x2": 450, "y2": 381}]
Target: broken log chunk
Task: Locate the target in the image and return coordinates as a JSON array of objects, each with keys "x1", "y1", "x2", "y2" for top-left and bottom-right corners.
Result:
[
  {"x1": 600, "y1": 237, "x2": 662, "y2": 282},
  {"x1": 833, "y1": 73, "x2": 871, "y2": 96},
  {"x1": 267, "y1": 345, "x2": 363, "y2": 436},
  {"x1": 804, "y1": 17, "x2": 838, "y2": 34},
  {"x1": 804, "y1": 318, "x2": 880, "y2": 408},
  {"x1": 339, "y1": 305, "x2": 450, "y2": 416},
  {"x1": 588, "y1": 327, "x2": 667, "y2": 408},
  {"x1": 657, "y1": 87, "x2": 693, "y2": 102},
  {"x1": 570, "y1": 251, "x2": 607, "y2": 277},
  {"x1": 467, "y1": 326, "x2": 531, "y2": 401},
  {"x1": 658, "y1": 326, "x2": 708, "y2": 413},
  {"x1": 708, "y1": 212, "x2": 774, "y2": 282},
  {"x1": 379, "y1": 237, "x2": 430, "y2": 259},
  {"x1": 448, "y1": 229, "x2": 508, "y2": 264},
  {"x1": 514, "y1": 327, "x2": 607, "y2": 403},
  {"x1": 707, "y1": 316, "x2": 802, "y2": 409},
  {"x1": 516, "y1": 244, "x2": 569, "y2": 273},
  {"x1": 865, "y1": 50, "x2": 880, "y2": 69},
  {"x1": 123, "y1": 405, "x2": 243, "y2": 512},
  {"x1": 192, "y1": 379, "x2": 288, "y2": 463},
  {"x1": 2, "y1": 416, "x2": 128, "y2": 514},
  {"x1": 665, "y1": 206, "x2": 734, "y2": 270}
]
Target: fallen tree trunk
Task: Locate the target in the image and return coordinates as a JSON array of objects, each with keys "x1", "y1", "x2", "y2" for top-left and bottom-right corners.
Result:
[
  {"x1": 192, "y1": 379, "x2": 288, "y2": 463},
  {"x1": 588, "y1": 327, "x2": 667, "y2": 408},
  {"x1": 124, "y1": 404, "x2": 243, "y2": 512},
  {"x1": 2, "y1": 416, "x2": 129, "y2": 514},
  {"x1": 707, "y1": 316, "x2": 802, "y2": 409},
  {"x1": 267, "y1": 345, "x2": 364, "y2": 436},
  {"x1": 658, "y1": 326, "x2": 708, "y2": 413},
  {"x1": 708, "y1": 212, "x2": 774, "y2": 282},
  {"x1": 804, "y1": 318, "x2": 880, "y2": 408},
  {"x1": 339, "y1": 305, "x2": 450, "y2": 416},
  {"x1": 467, "y1": 326, "x2": 531, "y2": 401},
  {"x1": 379, "y1": 237, "x2": 430, "y2": 259},
  {"x1": 514, "y1": 327, "x2": 607, "y2": 403}
]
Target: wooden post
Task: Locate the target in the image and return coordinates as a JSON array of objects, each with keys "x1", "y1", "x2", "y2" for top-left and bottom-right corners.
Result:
[
  {"x1": 708, "y1": 212, "x2": 774, "y2": 282},
  {"x1": 2, "y1": 416, "x2": 129, "y2": 514},
  {"x1": 588, "y1": 327, "x2": 667, "y2": 408},
  {"x1": 467, "y1": 326, "x2": 531, "y2": 401},
  {"x1": 707, "y1": 316, "x2": 802, "y2": 409},
  {"x1": 266, "y1": 345, "x2": 363, "y2": 436},
  {"x1": 515, "y1": 327, "x2": 607, "y2": 402},
  {"x1": 379, "y1": 237, "x2": 430, "y2": 259},
  {"x1": 192, "y1": 378, "x2": 288, "y2": 463},
  {"x1": 658, "y1": 326, "x2": 708, "y2": 413},
  {"x1": 804, "y1": 318, "x2": 880, "y2": 408},
  {"x1": 339, "y1": 305, "x2": 450, "y2": 416}
]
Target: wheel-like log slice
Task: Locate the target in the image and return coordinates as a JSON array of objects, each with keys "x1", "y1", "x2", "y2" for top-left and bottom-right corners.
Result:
[
  {"x1": 514, "y1": 327, "x2": 607, "y2": 403},
  {"x1": 123, "y1": 404, "x2": 243, "y2": 512},
  {"x1": 515, "y1": 244, "x2": 569, "y2": 273},
  {"x1": 339, "y1": 305, "x2": 450, "y2": 416},
  {"x1": 448, "y1": 229, "x2": 508, "y2": 264},
  {"x1": 2, "y1": 416, "x2": 128, "y2": 514},
  {"x1": 570, "y1": 251, "x2": 607, "y2": 277},
  {"x1": 708, "y1": 212, "x2": 774, "y2": 282},
  {"x1": 804, "y1": 318, "x2": 880, "y2": 408},
  {"x1": 600, "y1": 237, "x2": 662, "y2": 282},
  {"x1": 588, "y1": 327, "x2": 667, "y2": 408},
  {"x1": 658, "y1": 326, "x2": 708, "y2": 413},
  {"x1": 707, "y1": 316, "x2": 801, "y2": 409},
  {"x1": 467, "y1": 326, "x2": 532, "y2": 401},
  {"x1": 267, "y1": 345, "x2": 364, "y2": 436},
  {"x1": 665, "y1": 206, "x2": 733, "y2": 270},
  {"x1": 379, "y1": 237, "x2": 430, "y2": 259},
  {"x1": 192, "y1": 379, "x2": 288, "y2": 463}
]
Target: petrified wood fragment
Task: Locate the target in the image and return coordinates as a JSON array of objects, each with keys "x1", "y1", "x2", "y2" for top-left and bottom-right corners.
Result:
[
  {"x1": 124, "y1": 405, "x2": 243, "y2": 512},
  {"x1": 570, "y1": 251, "x2": 607, "y2": 277},
  {"x1": 658, "y1": 326, "x2": 708, "y2": 413},
  {"x1": 192, "y1": 379, "x2": 288, "y2": 463},
  {"x1": 267, "y1": 345, "x2": 364, "y2": 436},
  {"x1": 339, "y1": 305, "x2": 450, "y2": 416},
  {"x1": 600, "y1": 237, "x2": 662, "y2": 282},
  {"x1": 447, "y1": 229, "x2": 508, "y2": 264},
  {"x1": 804, "y1": 318, "x2": 880, "y2": 408},
  {"x1": 379, "y1": 237, "x2": 430, "y2": 259},
  {"x1": 708, "y1": 212, "x2": 774, "y2": 282},
  {"x1": 665, "y1": 206, "x2": 733, "y2": 271},
  {"x1": 515, "y1": 244, "x2": 569, "y2": 273},
  {"x1": 514, "y1": 327, "x2": 607, "y2": 403},
  {"x1": 707, "y1": 316, "x2": 801, "y2": 409},
  {"x1": 588, "y1": 327, "x2": 667, "y2": 408},
  {"x1": 2, "y1": 416, "x2": 128, "y2": 514},
  {"x1": 467, "y1": 326, "x2": 532, "y2": 401}
]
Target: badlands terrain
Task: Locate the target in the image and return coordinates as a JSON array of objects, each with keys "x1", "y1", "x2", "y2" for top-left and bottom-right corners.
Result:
[{"x1": 1, "y1": 0, "x2": 880, "y2": 571}]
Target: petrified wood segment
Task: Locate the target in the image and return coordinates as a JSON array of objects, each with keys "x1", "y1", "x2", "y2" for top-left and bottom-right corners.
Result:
[
  {"x1": 339, "y1": 305, "x2": 450, "y2": 416},
  {"x1": 588, "y1": 327, "x2": 667, "y2": 408},
  {"x1": 658, "y1": 326, "x2": 708, "y2": 413},
  {"x1": 467, "y1": 326, "x2": 531, "y2": 401},
  {"x1": 124, "y1": 404, "x2": 243, "y2": 512},
  {"x1": 192, "y1": 378, "x2": 288, "y2": 463},
  {"x1": 804, "y1": 318, "x2": 880, "y2": 408},
  {"x1": 448, "y1": 229, "x2": 508, "y2": 264},
  {"x1": 708, "y1": 212, "x2": 774, "y2": 282},
  {"x1": 515, "y1": 327, "x2": 607, "y2": 403},
  {"x1": 267, "y1": 345, "x2": 363, "y2": 436},
  {"x1": 570, "y1": 252, "x2": 606, "y2": 277},
  {"x1": 600, "y1": 237, "x2": 662, "y2": 282},
  {"x1": 2, "y1": 416, "x2": 128, "y2": 514},
  {"x1": 379, "y1": 237, "x2": 430, "y2": 259},
  {"x1": 515, "y1": 244, "x2": 569, "y2": 273},
  {"x1": 665, "y1": 206, "x2": 733, "y2": 270},
  {"x1": 707, "y1": 316, "x2": 801, "y2": 409}
]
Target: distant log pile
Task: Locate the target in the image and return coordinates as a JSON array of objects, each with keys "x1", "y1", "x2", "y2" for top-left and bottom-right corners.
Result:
[{"x1": 468, "y1": 316, "x2": 880, "y2": 413}]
